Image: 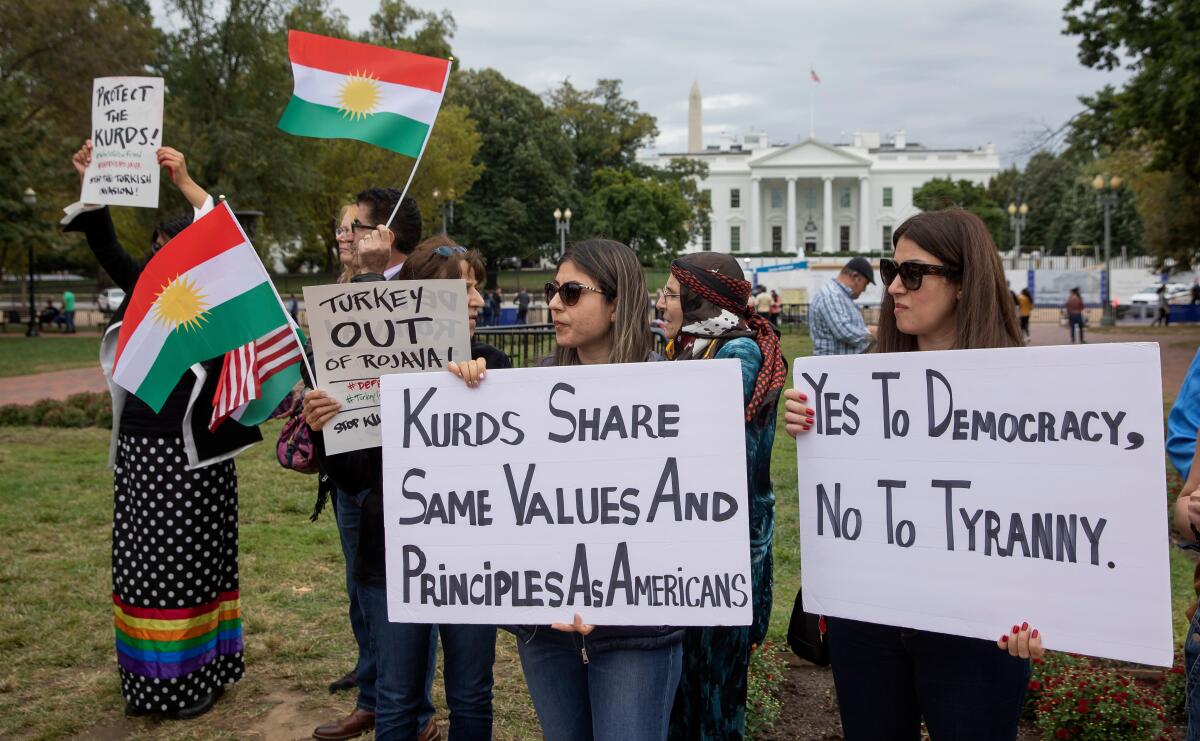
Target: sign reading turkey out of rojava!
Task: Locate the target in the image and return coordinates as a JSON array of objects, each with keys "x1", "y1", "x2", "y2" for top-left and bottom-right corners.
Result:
[
  {"x1": 302, "y1": 280, "x2": 470, "y2": 455},
  {"x1": 794, "y1": 342, "x2": 1172, "y2": 666},
  {"x1": 379, "y1": 360, "x2": 754, "y2": 626}
]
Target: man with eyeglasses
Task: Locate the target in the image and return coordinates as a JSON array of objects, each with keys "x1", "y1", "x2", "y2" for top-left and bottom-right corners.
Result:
[
  {"x1": 347, "y1": 188, "x2": 424, "y2": 280},
  {"x1": 809, "y1": 256, "x2": 876, "y2": 356}
]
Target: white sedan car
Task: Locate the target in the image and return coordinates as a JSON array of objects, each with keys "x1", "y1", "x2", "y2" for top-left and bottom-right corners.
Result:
[
  {"x1": 97, "y1": 287, "x2": 126, "y2": 312},
  {"x1": 1127, "y1": 283, "x2": 1190, "y2": 306}
]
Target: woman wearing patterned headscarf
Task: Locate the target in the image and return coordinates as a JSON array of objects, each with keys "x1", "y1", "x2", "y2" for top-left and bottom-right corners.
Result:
[{"x1": 657, "y1": 252, "x2": 786, "y2": 741}]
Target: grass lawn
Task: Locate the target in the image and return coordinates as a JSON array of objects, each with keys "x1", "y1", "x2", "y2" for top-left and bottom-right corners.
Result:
[
  {"x1": 0, "y1": 335, "x2": 102, "y2": 378},
  {"x1": 1, "y1": 328, "x2": 1194, "y2": 739}
]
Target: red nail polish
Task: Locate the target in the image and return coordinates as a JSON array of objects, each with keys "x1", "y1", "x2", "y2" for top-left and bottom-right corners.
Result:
[
  {"x1": 1021, "y1": 622, "x2": 1028, "y2": 631},
  {"x1": 1031, "y1": 629, "x2": 1038, "y2": 639},
  {"x1": 1012, "y1": 625, "x2": 1019, "y2": 634},
  {"x1": 799, "y1": 394, "x2": 807, "y2": 401},
  {"x1": 1000, "y1": 635, "x2": 1008, "y2": 643}
]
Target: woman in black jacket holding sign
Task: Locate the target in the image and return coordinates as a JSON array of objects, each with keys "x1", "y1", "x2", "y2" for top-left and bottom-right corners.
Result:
[
  {"x1": 783, "y1": 209, "x2": 1043, "y2": 741},
  {"x1": 305, "y1": 238, "x2": 508, "y2": 741},
  {"x1": 450, "y1": 239, "x2": 683, "y2": 741},
  {"x1": 64, "y1": 141, "x2": 261, "y2": 720}
]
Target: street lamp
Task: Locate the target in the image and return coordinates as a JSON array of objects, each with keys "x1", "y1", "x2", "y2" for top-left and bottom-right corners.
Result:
[
  {"x1": 1092, "y1": 174, "x2": 1121, "y2": 326},
  {"x1": 1007, "y1": 201, "x2": 1029, "y2": 268},
  {"x1": 432, "y1": 188, "x2": 456, "y2": 235},
  {"x1": 22, "y1": 187, "x2": 38, "y2": 338},
  {"x1": 554, "y1": 207, "x2": 572, "y2": 258}
]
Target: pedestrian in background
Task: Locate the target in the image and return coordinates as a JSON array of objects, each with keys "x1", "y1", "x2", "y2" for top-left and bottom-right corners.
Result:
[
  {"x1": 808, "y1": 257, "x2": 875, "y2": 356},
  {"x1": 1065, "y1": 287, "x2": 1086, "y2": 342}
]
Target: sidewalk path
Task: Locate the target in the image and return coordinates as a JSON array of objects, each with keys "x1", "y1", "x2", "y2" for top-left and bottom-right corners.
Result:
[
  {"x1": 0, "y1": 366, "x2": 108, "y2": 405},
  {"x1": 1029, "y1": 323, "x2": 1199, "y2": 399}
]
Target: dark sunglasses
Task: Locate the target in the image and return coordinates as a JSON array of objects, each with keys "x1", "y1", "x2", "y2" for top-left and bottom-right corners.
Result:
[
  {"x1": 879, "y1": 258, "x2": 960, "y2": 291},
  {"x1": 544, "y1": 280, "x2": 613, "y2": 306},
  {"x1": 433, "y1": 245, "x2": 466, "y2": 257}
]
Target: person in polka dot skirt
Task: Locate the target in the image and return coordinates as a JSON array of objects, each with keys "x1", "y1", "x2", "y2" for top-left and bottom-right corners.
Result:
[{"x1": 65, "y1": 141, "x2": 262, "y2": 720}]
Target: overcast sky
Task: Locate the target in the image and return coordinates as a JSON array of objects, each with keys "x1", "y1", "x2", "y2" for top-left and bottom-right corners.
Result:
[{"x1": 158, "y1": 0, "x2": 1131, "y2": 167}]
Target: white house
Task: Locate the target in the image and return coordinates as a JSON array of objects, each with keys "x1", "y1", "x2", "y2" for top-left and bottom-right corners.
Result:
[{"x1": 641, "y1": 83, "x2": 1002, "y2": 255}]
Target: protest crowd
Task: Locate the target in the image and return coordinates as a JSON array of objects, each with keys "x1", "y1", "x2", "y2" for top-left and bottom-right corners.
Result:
[{"x1": 50, "y1": 27, "x2": 1200, "y2": 741}]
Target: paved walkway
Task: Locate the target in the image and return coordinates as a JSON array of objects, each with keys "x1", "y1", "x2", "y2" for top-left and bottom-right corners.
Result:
[
  {"x1": 0, "y1": 366, "x2": 108, "y2": 405},
  {"x1": 1028, "y1": 323, "x2": 1199, "y2": 398}
]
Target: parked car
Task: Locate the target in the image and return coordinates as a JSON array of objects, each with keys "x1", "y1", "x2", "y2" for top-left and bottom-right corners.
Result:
[
  {"x1": 1127, "y1": 282, "x2": 1190, "y2": 307},
  {"x1": 97, "y1": 287, "x2": 126, "y2": 312}
]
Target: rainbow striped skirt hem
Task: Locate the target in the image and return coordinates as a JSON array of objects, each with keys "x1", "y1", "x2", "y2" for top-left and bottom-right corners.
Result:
[{"x1": 114, "y1": 591, "x2": 243, "y2": 679}]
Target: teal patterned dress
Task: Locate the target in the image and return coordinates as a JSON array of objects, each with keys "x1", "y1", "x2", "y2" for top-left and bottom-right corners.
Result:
[{"x1": 669, "y1": 336, "x2": 777, "y2": 741}]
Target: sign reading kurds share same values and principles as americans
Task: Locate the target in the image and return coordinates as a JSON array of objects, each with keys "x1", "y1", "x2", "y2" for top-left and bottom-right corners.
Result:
[
  {"x1": 81, "y1": 76, "x2": 164, "y2": 209},
  {"x1": 277, "y1": 30, "x2": 450, "y2": 157},
  {"x1": 379, "y1": 360, "x2": 752, "y2": 625},
  {"x1": 303, "y1": 280, "x2": 470, "y2": 455},
  {"x1": 794, "y1": 343, "x2": 1173, "y2": 666}
]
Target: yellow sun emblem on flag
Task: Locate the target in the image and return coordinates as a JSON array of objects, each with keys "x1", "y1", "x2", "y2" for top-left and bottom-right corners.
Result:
[
  {"x1": 152, "y1": 274, "x2": 209, "y2": 332},
  {"x1": 337, "y1": 72, "x2": 382, "y2": 120}
]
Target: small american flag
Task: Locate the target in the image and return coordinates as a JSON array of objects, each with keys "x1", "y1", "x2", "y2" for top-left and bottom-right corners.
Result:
[
  {"x1": 810, "y1": 67, "x2": 821, "y2": 84},
  {"x1": 209, "y1": 325, "x2": 303, "y2": 431}
]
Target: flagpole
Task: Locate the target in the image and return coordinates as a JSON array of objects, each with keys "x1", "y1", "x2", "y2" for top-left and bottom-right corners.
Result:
[
  {"x1": 384, "y1": 59, "x2": 455, "y2": 230},
  {"x1": 809, "y1": 62, "x2": 815, "y2": 139}
]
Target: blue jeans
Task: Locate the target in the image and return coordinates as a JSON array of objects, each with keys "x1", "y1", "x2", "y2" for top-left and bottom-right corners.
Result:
[
  {"x1": 517, "y1": 629, "x2": 683, "y2": 741},
  {"x1": 1185, "y1": 609, "x2": 1200, "y2": 741},
  {"x1": 826, "y1": 617, "x2": 1029, "y2": 741},
  {"x1": 337, "y1": 488, "x2": 435, "y2": 727},
  {"x1": 1069, "y1": 314, "x2": 1085, "y2": 343}
]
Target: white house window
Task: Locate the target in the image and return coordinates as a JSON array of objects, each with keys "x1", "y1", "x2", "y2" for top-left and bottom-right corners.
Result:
[
  {"x1": 883, "y1": 187, "x2": 893, "y2": 207},
  {"x1": 882, "y1": 225, "x2": 893, "y2": 250},
  {"x1": 805, "y1": 186, "x2": 816, "y2": 210},
  {"x1": 730, "y1": 189, "x2": 741, "y2": 208},
  {"x1": 702, "y1": 223, "x2": 712, "y2": 251},
  {"x1": 731, "y1": 225, "x2": 741, "y2": 252},
  {"x1": 840, "y1": 225, "x2": 850, "y2": 251},
  {"x1": 771, "y1": 225, "x2": 782, "y2": 250},
  {"x1": 840, "y1": 186, "x2": 851, "y2": 209},
  {"x1": 770, "y1": 188, "x2": 782, "y2": 209}
]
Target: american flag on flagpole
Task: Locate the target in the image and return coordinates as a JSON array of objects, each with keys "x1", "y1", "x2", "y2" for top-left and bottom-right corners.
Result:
[
  {"x1": 810, "y1": 67, "x2": 821, "y2": 84},
  {"x1": 209, "y1": 324, "x2": 305, "y2": 431}
]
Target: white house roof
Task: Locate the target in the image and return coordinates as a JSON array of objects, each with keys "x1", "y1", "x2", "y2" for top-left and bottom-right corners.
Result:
[{"x1": 748, "y1": 138, "x2": 872, "y2": 168}]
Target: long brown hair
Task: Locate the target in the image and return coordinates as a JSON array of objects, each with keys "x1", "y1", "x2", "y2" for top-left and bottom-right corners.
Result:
[
  {"x1": 875, "y1": 208, "x2": 1023, "y2": 352},
  {"x1": 552, "y1": 239, "x2": 653, "y2": 366},
  {"x1": 336, "y1": 204, "x2": 355, "y2": 284}
]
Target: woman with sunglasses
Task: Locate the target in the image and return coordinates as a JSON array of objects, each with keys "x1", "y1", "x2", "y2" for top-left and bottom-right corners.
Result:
[
  {"x1": 304, "y1": 237, "x2": 504, "y2": 741},
  {"x1": 651, "y1": 253, "x2": 786, "y2": 741},
  {"x1": 451, "y1": 239, "x2": 682, "y2": 741},
  {"x1": 782, "y1": 209, "x2": 1043, "y2": 740}
]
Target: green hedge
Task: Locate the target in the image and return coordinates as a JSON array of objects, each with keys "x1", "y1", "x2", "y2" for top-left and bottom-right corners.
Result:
[{"x1": 0, "y1": 391, "x2": 112, "y2": 428}]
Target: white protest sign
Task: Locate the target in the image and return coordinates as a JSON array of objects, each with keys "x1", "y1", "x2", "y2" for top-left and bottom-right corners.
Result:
[
  {"x1": 794, "y1": 343, "x2": 1172, "y2": 666},
  {"x1": 379, "y1": 360, "x2": 752, "y2": 625},
  {"x1": 80, "y1": 77, "x2": 164, "y2": 209},
  {"x1": 303, "y1": 280, "x2": 470, "y2": 454}
]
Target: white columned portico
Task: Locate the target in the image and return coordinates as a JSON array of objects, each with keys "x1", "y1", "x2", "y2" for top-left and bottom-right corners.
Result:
[
  {"x1": 858, "y1": 175, "x2": 871, "y2": 251},
  {"x1": 821, "y1": 176, "x2": 834, "y2": 253},
  {"x1": 749, "y1": 177, "x2": 761, "y2": 251},
  {"x1": 785, "y1": 177, "x2": 797, "y2": 253}
]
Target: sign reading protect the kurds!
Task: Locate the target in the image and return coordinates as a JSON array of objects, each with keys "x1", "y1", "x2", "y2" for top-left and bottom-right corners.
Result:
[
  {"x1": 80, "y1": 76, "x2": 164, "y2": 209},
  {"x1": 303, "y1": 280, "x2": 470, "y2": 455},
  {"x1": 794, "y1": 343, "x2": 1172, "y2": 666},
  {"x1": 379, "y1": 361, "x2": 753, "y2": 625}
]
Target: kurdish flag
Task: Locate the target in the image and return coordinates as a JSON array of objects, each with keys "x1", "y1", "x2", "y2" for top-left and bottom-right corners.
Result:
[
  {"x1": 113, "y1": 202, "x2": 294, "y2": 412},
  {"x1": 277, "y1": 30, "x2": 451, "y2": 157}
]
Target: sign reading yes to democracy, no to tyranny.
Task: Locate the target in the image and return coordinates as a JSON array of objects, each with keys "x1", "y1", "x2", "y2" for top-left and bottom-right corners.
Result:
[
  {"x1": 379, "y1": 360, "x2": 753, "y2": 625},
  {"x1": 80, "y1": 76, "x2": 164, "y2": 209},
  {"x1": 303, "y1": 280, "x2": 470, "y2": 455},
  {"x1": 794, "y1": 343, "x2": 1172, "y2": 666}
]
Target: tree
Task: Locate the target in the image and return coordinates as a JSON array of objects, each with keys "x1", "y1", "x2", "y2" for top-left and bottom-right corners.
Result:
[
  {"x1": 576, "y1": 168, "x2": 693, "y2": 263},
  {"x1": 547, "y1": 79, "x2": 658, "y2": 195},
  {"x1": 912, "y1": 178, "x2": 1005, "y2": 246},
  {"x1": 1063, "y1": 0, "x2": 1200, "y2": 181},
  {"x1": 446, "y1": 68, "x2": 574, "y2": 280}
]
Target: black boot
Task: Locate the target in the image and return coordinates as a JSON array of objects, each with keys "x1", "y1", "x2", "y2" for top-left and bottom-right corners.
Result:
[{"x1": 172, "y1": 685, "x2": 224, "y2": 720}]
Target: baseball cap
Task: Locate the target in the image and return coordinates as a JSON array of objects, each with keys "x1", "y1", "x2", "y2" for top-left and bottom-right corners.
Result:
[{"x1": 846, "y1": 256, "x2": 875, "y2": 284}]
